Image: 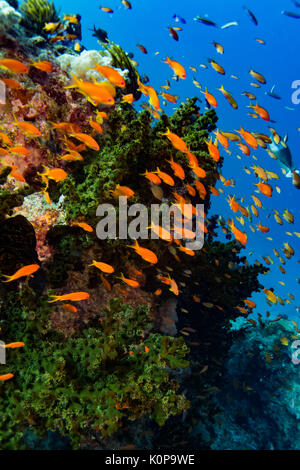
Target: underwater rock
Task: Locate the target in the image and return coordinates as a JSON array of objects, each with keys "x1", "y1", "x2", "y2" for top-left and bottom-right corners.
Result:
[{"x1": 0, "y1": 0, "x2": 22, "y2": 35}]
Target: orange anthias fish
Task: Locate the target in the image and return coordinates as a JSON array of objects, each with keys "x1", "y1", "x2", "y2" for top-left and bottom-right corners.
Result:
[
  {"x1": 147, "y1": 86, "x2": 160, "y2": 111},
  {"x1": 236, "y1": 128, "x2": 258, "y2": 149},
  {"x1": 93, "y1": 64, "x2": 125, "y2": 88},
  {"x1": 117, "y1": 274, "x2": 140, "y2": 288},
  {"x1": 1, "y1": 78, "x2": 21, "y2": 89},
  {"x1": 2, "y1": 264, "x2": 40, "y2": 282},
  {"x1": 249, "y1": 103, "x2": 270, "y2": 121},
  {"x1": 71, "y1": 132, "x2": 100, "y2": 150},
  {"x1": 111, "y1": 184, "x2": 135, "y2": 198},
  {"x1": 127, "y1": 240, "x2": 158, "y2": 264},
  {"x1": 163, "y1": 57, "x2": 186, "y2": 79},
  {"x1": 72, "y1": 222, "x2": 93, "y2": 232},
  {"x1": 162, "y1": 129, "x2": 188, "y2": 153},
  {"x1": 66, "y1": 74, "x2": 115, "y2": 106},
  {"x1": 167, "y1": 157, "x2": 185, "y2": 180},
  {"x1": 228, "y1": 220, "x2": 248, "y2": 245},
  {"x1": 214, "y1": 129, "x2": 229, "y2": 148},
  {"x1": 243, "y1": 299, "x2": 256, "y2": 309},
  {"x1": 142, "y1": 171, "x2": 162, "y2": 185},
  {"x1": 255, "y1": 182, "x2": 273, "y2": 197},
  {"x1": 156, "y1": 168, "x2": 175, "y2": 186},
  {"x1": 257, "y1": 222, "x2": 270, "y2": 233},
  {"x1": 89, "y1": 119, "x2": 103, "y2": 134},
  {"x1": 40, "y1": 167, "x2": 68, "y2": 182},
  {"x1": 100, "y1": 6, "x2": 114, "y2": 13},
  {"x1": 31, "y1": 61, "x2": 53, "y2": 72},
  {"x1": 0, "y1": 373, "x2": 14, "y2": 381},
  {"x1": 14, "y1": 121, "x2": 42, "y2": 136},
  {"x1": 201, "y1": 88, "x2": 217, "y2": 107},
  {"x1": 49, "y1": 292, "x2": 90, "y2": 302},
  {"x1": 228, "y1": 196, "x2": 240, "y2": 213},
  {"x1": 205, "y1": 138, "x2": 220, "y2": 162},
  {"x1": 89, "y1": 260, "x2": 115, "y2": 274},
  {"x1": 1, "y1": 342, "x2": 25, "y2": 349},
  {"x1": 121, "y1": 93, "x2": 135, "y2": 103},
  {"x1": 161, "y1": 91, "x2": 178, "y2": 103},
  {"x1": 0, "y1": 59, "x2": 29, "y2": 74}
]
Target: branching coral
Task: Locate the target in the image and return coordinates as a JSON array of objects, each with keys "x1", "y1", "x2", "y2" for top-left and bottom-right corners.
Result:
[{"x1": 20, "y1": 0, "x2": 60, "y2": 36}]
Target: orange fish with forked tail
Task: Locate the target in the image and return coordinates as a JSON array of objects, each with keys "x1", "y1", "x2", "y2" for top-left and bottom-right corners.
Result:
[
  {"x1": 127, "y1": 240, "x2": 158, "y2": 264},
  {"x1": 2, "y1": 264, "x2": 40, "y2": 282},
  {"x1": 0, "y1": 59, "x2": 28, "y2": 74},
  {"x1": 48, "y1": 292, "x2": 90, "y2": 303}
]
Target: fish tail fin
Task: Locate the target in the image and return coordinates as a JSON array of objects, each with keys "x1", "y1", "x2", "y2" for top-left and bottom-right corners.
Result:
[
  {"x1": 48, "y1": 296, "x2": 59, "y2": 303},
  {"x1": 65, "y1": 73, "x2": 81, "y2": 89}
]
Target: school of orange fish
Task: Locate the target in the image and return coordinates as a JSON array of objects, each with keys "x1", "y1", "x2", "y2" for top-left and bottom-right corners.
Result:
[{"x1": 0, "y1": 1, "x2": 299, "y2": 382}]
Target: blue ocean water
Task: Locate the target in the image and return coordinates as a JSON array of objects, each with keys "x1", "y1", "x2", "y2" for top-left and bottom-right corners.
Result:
[{"x1": 58, "y1": 0, "x2": 300, "y2": 320}]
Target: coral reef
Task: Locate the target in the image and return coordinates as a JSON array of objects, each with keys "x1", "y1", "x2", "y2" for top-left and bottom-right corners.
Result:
[
  {"x1": 0, "y1": 0, "x2": 22, "y2": 35},
  {"x1": 0, "y1": 294, "x2": 189, "y2": 449},
  {"x1": 19, "y1": 0, "x2": 59, "y2": 37},
  {"x1": 0, "y1": 6, "x2": 272, "y2": 450}
]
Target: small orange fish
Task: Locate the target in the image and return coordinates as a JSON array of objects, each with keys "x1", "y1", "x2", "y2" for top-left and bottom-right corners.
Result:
[
  {"x1": 93, "y1": 64, "x2": 125, "y2": 88},
  {"x1": 156, "y1": 168, "x2": 175, "y2": 186},
  {"x1": 9, "y1": 146, "x2": 30, "y2": 156},
  {"x1": 249, "y1": 103, "x2": 270, "y2": 121},
  {"x1": 236, "y1": 128, "x2": 258, "y2": 149},
  {"x1": 142, "y1": 171, "x2": 162, "y2": 185},
  {"x1": 72, "y1": 222, "x2": 93, "y2": 232},
  {"x1": 31, "y1": 61, "x2": 53, "y2": 72},
  {"x1": 144, "y1": 345, "x2": 150, "y2": 353},
  {"x1": 2, "y1": 342, "x2": 25, "y2": 349},
  {"x1": 89, "y1": 260, "x2": 115, "y2": 274},
  {"x1": 137, "y1": 44, "x2": 148, "y2": 54},
  {"x1": 228, "y1": 220, "x2": 247, "y2": 245},
  {"x1": 89, "y1": 119, "x2": 103, "y2": 134},
  {"x1": 100, "y1": 6, "x2": 114, "y2": 13},
  {"x1": 121, "y1": 93, "x2": 135, "y2": 103},
  {"x1": 14, "y1": 121, "x2": 41, "y2": 136},
  {"x1": 201, "y1": 88, "x2": 217, "y2": 107},
  {"x1": 167, "y1": 157, "x2": 185, "y2": 179},
  {"x1": 40, "y1": 167, "x2": 68, "y2": 182},
  {"x1": 162, "y1": 128, "x2": 188, "y2": 153},
  {"x1": 111, "y1": 184, "x2": 135, "y2": 198},
  {"x1": 71, "y1": 132, "x2": 100, "y2": 151},
  {"x1": 49, "y1": 292, "x2": 90, "y2": 303},
  {"x1": 0, "y1": 59, "x2": 28, "y2": 74},
  {"x1": 255, "y1": 182, "x2": 273, "y2": 197},
  {"x1": 257, "y1": 222, "x2": 270, "y2": 233},
  {"x1": 127, "y1": 240, "x2": 158, "y2": 264},
  {"x1": 117, "y1": 274, "x2": 140, "y2": 288},
  {"x1": 1, "y1": 78, "x2": 21, "y2": 89},
  {"x1": 163, "y1": 57, "x2": 186, "y2": 79},
  {"x1": 2, "y1": 264, "x2": 40, "y2": 282},
  {"x1": 0, "y1": 373, "x2": 14, "y2": 381},
  {"x1": 205, "y1": 138, "x2": 220, "y2": 162}
]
